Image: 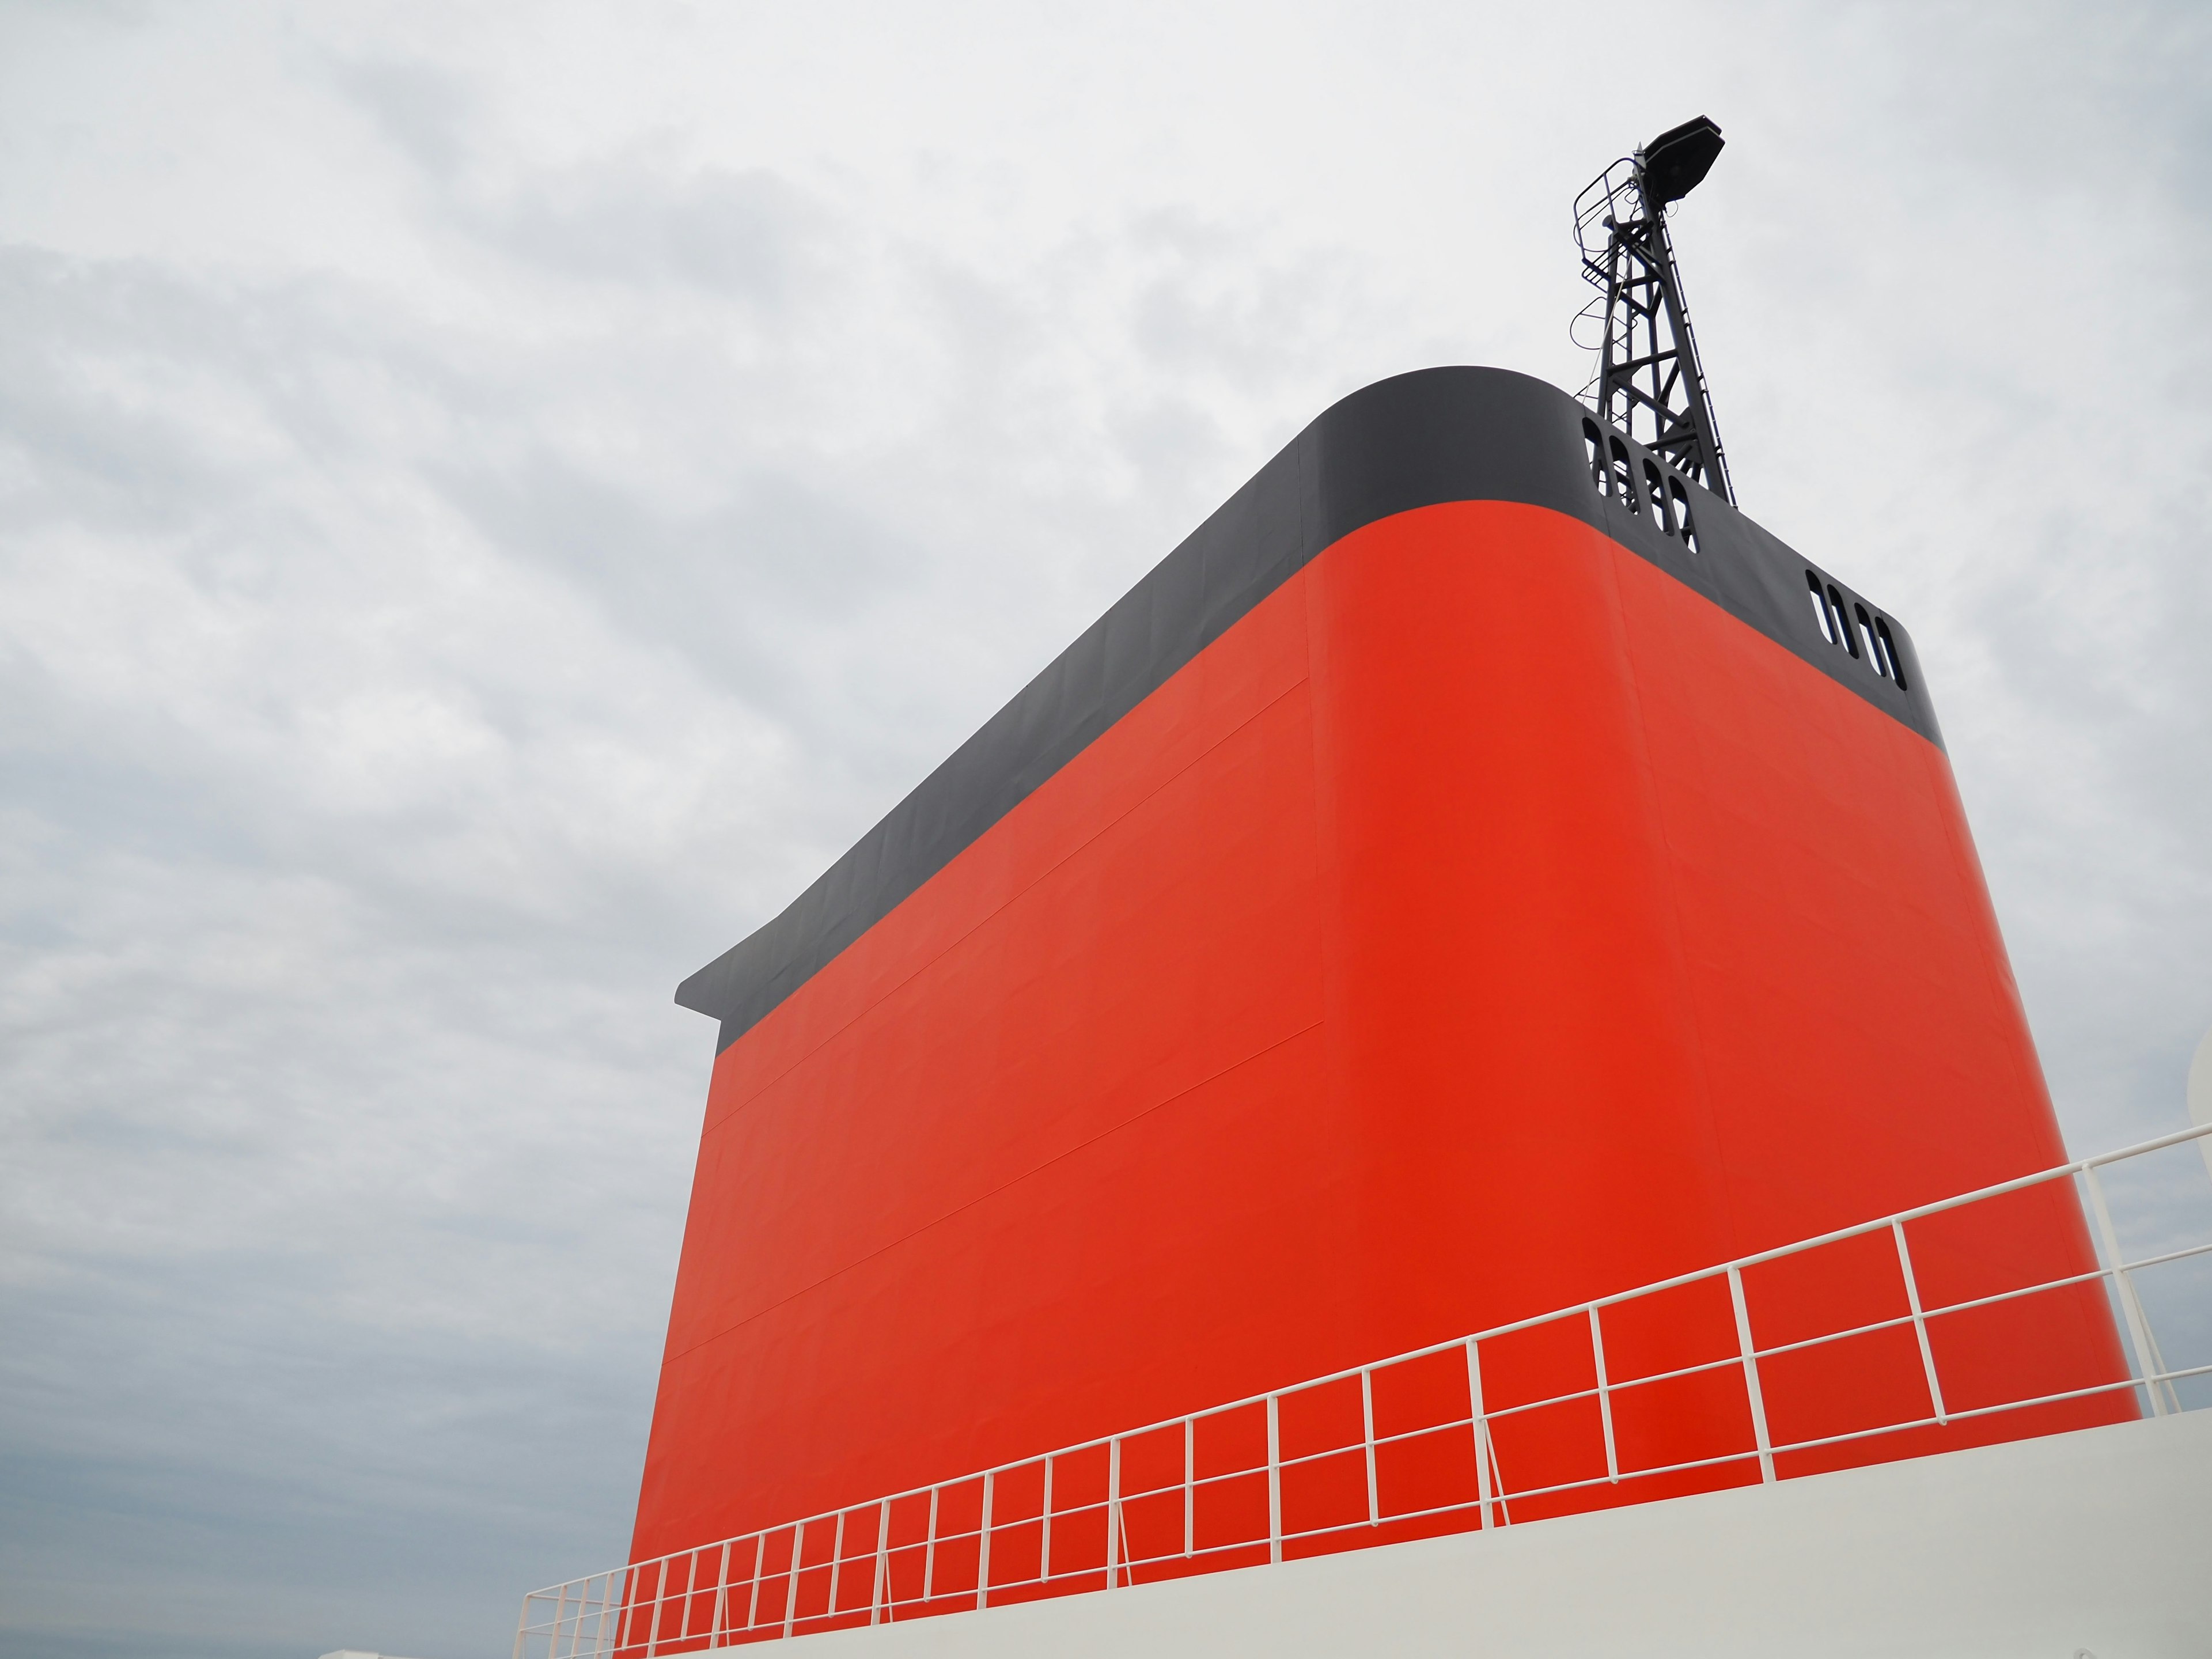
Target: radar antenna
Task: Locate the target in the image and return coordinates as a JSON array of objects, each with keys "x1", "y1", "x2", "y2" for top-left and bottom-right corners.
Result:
[{"x1": 1574, "y1": 115, "x2": 1734, "y2": 505}]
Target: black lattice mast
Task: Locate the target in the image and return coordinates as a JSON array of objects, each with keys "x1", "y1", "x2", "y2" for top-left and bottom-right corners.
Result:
[{"x1": 1574, "y1": 115, "x2": 1734, "y2": 505}]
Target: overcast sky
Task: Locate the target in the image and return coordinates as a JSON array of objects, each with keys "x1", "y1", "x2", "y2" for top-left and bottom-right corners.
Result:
[{"x1": 2, "y1": 3, "x2": 2209, "y2": 1657}]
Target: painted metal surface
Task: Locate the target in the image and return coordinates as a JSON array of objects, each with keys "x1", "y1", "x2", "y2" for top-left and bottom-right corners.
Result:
[
  {"x1": 631, "y1": 403, "x2": 2120, "y2": 1578},
  {"x1": 676, "y1": 369, "x2": 1934, "y2": 1054}
]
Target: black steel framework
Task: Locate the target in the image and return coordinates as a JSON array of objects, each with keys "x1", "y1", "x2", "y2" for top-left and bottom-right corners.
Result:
[{"x1": 1575, "y1": 116, "x2": 1734, "y2": 505}]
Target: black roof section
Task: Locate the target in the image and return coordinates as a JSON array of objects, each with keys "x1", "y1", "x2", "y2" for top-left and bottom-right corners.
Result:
[{"x1": 678, "y1": 366, "x2": 1940, "y2": 1052}]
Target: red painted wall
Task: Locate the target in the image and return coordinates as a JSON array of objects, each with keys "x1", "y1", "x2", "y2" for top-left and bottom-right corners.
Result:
[{"x1": 632, "y1": 499, "x2": 2127, "y2": 1569}]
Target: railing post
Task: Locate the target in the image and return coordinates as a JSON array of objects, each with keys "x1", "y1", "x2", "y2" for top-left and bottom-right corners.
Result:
[
  {"x1": 923, "y1": 1488, "x2": 939, "y2": 1602},
  {"x1": 645, "y1": 1556, "x2": 668, "y2": 1658},
  {"x1": 1266, "y1": 1395, "x2": 1282, "y2": 1565},
  {"x1": 976, "y1": 1474, "x2": 994, "y2": 1611},
  {"x1": 709, "y1": 1539, "x2": 732, "y2": 1645},
  {"x1": 1183, "y1": 1417, "x2": 1195, "y2": 1558},
  {"x1": 872, "y1": 1498, "x2": 890, "y2": 1625},
  {"x1": 2083, "y1": 1163, "x2": 2177, "y2": 1415},
  {"x1": 1588, "y1": 1306, "x2": 1618, "y2": 1483},
  {"x1": 1728, "y1": 1266, "x2": 1776, "y2": 1483},
  {"x1": 1891, "y1": 1218, "x2": 1948, "y2": 1423},
  {"x1": 1105, "y1": 1440, "x2": 1122, "y2": 1589},
  {"x1": 1465, "y1": 1338, "x2": 1495, "y2": 1530},
  {"x1": 1041, "y1": 1457, "x2": 1054, "y2": 1583},
  {"x1": 513, "y1": 1589, "x2": 537, "y2": 1659},
  {"x1": 828, "y1": 1509, "x2": 846, "y2": 1621},
  {"x1": 783, "y1": 1520, "x2": 803, "y2": 1638},
  {"x1": 547, "y1": 1585, "x2": 570, "y2": 1659},
  {"x1": 1360, "y1": 1370, "x2": 1380, "y2": 1525},
  {"x1": 745, "y1": 1533, "x2": 765, "y2": 1633},
  {"x1": 589, "y1": 1571, "x2": 614, "y2": 1659}
]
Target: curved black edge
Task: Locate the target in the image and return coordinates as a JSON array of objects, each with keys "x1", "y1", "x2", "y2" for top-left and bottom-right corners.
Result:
[{"x1": 679, "y1": 366, "x2": 1944, "y2": 1052}]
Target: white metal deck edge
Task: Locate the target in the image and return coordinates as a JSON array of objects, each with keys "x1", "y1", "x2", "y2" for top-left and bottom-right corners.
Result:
[{"x1": 783, "y1": 1408, "x2": 2212, "y2": 1658}]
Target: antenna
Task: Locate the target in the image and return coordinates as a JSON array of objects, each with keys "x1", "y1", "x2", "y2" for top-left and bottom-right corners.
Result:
[{"x1": 1574, "y1": 115, "x2": 1734, "y2": 505}]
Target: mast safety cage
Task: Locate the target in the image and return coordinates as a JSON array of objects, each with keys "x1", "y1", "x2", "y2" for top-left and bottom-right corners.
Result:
[{"x1": 1574, "y1": 114, "x2": 1735, "y2": 505}]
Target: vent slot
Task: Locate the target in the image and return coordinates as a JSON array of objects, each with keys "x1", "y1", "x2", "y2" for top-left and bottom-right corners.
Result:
[
  {"x1": 1855, "y1": 604, "x2": 1889, "y2": 679},
  {"x1": 1643, "y1": 460, "x2": 1671, "y2": 535},
  {"x1": 1875, "y1": 617, "x2": 1910, "y2": 690},
  {"x1": 1805, "y1": 570, "x2": 1910, "y2": 692},
  {"x1": 1608, "y1": 437, "x2": 1639, "y2": 512},
  {"x1": 1669, "y1": 477, "x2": 1698, "y2": 553},
  {"x1": 1581, "y1": 420, "x2": 1696, "y2": 550},
  {"x1": 1806, "y1": 571, "x2": 1838, "y2": 644},
  {"x1": 1827, "y1": 585, "x2": 1859, "y2": 658}
]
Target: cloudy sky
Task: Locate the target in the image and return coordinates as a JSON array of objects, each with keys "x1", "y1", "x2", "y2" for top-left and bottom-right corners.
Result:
[{"x1": 2, "y1": 3, "x2": 2209, "y2": 1656}]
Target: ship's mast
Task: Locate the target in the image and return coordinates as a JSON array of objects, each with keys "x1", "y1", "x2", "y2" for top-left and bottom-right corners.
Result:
[{"x1": 1574, "y1": 115, "x2": 1734, "y2": 504}]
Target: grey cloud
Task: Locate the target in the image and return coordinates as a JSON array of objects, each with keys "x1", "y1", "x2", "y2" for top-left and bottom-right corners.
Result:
[
  {"x1": 426, "y1": 450, "x2": 921, "y2": 702},
  {"x1": 330, "y1": 56, "x2": 478, "y2": 181},
  {"x1": 0, "y1": 106, "x2": 1408, "y2": 1659},
  {"x1": 476, "y1": 161, "x2": 837, "y2": 305}
]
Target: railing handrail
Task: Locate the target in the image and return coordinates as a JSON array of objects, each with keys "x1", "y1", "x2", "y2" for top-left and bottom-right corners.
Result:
[{"x1": 518, "y1": 1119, "x2": 2212, "y2": 1645}]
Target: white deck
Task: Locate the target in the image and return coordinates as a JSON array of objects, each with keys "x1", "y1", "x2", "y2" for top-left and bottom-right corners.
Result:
[{"x1": 791, "y1": 1410, "x2": 2212, "y2": 1658}]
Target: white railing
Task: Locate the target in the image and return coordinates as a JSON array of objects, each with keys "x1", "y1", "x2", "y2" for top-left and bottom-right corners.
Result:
[{"x1": 517, "y1": 1122, "x2": 2212, "y2": 1657}]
